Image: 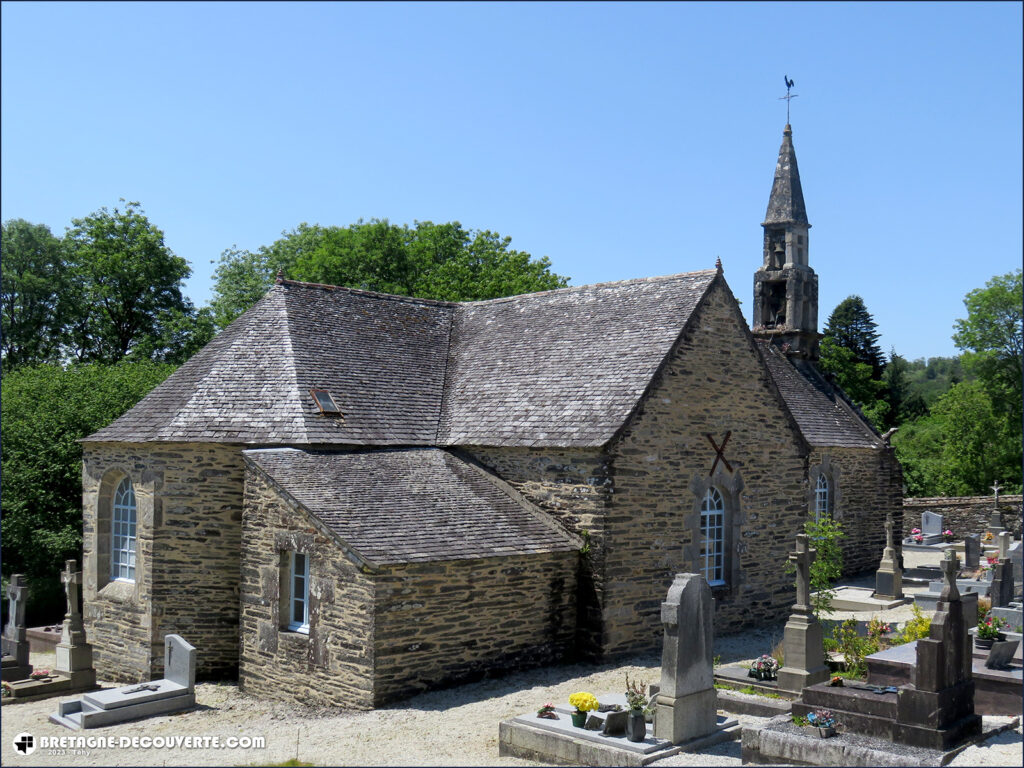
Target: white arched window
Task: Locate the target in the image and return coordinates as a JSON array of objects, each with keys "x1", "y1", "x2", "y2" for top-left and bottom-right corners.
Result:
[
  {"x1": 815, "y1": 474, "x2": 830, "y2": 523},
  {"x1": 700, "y1": 487, "x2": 726, "y2": 586},
  {"x1": 111, "y1": 478, "x2": 137, "y2": 582}
]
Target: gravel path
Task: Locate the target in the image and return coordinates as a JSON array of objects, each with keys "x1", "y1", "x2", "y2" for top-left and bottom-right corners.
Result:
[
  {"x1": 4, "y1": 554, "x2": 1019, "y2": 767},
  {"x1": 4, "y1": 630, "x2": 1020, "y2": 767}
]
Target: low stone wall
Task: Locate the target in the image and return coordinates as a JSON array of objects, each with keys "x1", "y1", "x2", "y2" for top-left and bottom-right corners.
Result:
[{"x1": 902, "y1": 495, "x2": 1022, "y2": 541}]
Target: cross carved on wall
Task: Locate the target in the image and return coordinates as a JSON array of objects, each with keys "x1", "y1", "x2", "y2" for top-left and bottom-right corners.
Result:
[{"x1": 705, "y1": 431, "x2": 733, "y2": 476}]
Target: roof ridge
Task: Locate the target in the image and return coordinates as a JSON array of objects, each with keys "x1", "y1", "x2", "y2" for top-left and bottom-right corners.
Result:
[
  {"x1": 279, "y1": 268, "x2": 719, "y2": 309},
  {"x1": 461, "y1": 269, "x2": 719, "y2": 307}
]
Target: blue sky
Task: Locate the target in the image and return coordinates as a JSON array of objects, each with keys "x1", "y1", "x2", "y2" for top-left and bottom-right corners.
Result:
[{"x1": 2, "y1": 1, "x2": 1021, "y2": 360}]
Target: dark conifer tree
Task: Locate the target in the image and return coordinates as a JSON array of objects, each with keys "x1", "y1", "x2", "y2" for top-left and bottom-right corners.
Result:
[{"x1": 822, "y1": 295, "x2": 886, "y2": 378}]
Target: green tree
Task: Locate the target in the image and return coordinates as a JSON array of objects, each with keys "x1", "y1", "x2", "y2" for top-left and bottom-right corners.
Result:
[
  {"x1": 64, "y1": 200, "x2": 191, "y2": 362},
  {"x1": 952, "y1": 269, "x2": 1023, "y2": 424},
  {"x1": 818, "y1": 336, "x2": 888, "y2": 430},
  {"x1": 209, "y1": 219, "x2": 568, "y2": 328},
  {"x1": 822, "y1": 295, "x2": 886, "y2": 378},
  {"x1": 883, "y1": 350, "x2": 927, "y2": 427},
  {"x1": 1, "y1": 361, "x2": 176, "y2": 620},
  {"x1": 1, "y1": 219, "x2": 67, "y2": 368}
]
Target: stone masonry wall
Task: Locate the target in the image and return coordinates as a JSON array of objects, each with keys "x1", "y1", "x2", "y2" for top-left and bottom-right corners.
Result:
[
  {"x1": 814, "y1": 447, "x2": 904, "y2": 576},
  {"x1": 603, "y1": 279, "x2": 809, "y2": 655},
  {"x1": 902, "y1": 495, "x2": 1023, "y2": 541},
  {"x1": 372, "y1": 552, "x2": 578, "y2": 706},
  {"x1": 82, "y1": 442, "x2": 244, "y2": 682},
  {"x1": 468, "y1": 448, "x2": 609, "y2": 656},
  {"x1": 239, "y1": 466, "x2": 375, "y2": 709}
]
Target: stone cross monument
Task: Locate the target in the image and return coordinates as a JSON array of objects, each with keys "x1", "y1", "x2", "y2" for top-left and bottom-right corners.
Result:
[
  {"x1": 653, "y1": 574, "x2": 718, "y2": 744},
  {"x1": 55, "y1": 560, "x2": 95, "y2": 687},
  {"x1": 874, "y1": 513, "x2": 904, "y2": 600},
  {"x1": 1, "y1": 574, "x2": 33, "y2": 681},
  {"x1": 987, "y1": 482, "x2": 1005, "y2": 536},
  {"x1": 776, "y1": 535, "x2": 830, "y2": 695}
]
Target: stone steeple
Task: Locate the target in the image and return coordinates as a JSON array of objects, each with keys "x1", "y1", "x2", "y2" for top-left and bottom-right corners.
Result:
[{"x1": 752, "y1": 124, "x2": 819, "y2": 360}]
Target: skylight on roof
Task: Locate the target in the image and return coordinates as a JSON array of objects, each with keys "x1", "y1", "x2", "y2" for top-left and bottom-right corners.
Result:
[{"x1": 310, "y1": 389, "x2": 342, "y2": 415}]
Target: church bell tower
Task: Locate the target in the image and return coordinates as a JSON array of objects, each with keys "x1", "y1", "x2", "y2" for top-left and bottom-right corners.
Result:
[{"x1": 752, "y1": 123, "x2": 819, "y2": 360}]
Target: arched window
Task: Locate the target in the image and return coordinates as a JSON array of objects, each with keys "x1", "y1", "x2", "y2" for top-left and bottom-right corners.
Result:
[
  {"x1": 111, "y1": 478, "x2": 137, "y2": 582},
  {"x1": 700, "y1": 487, "x2": 726, "y2": 586},
  {"x1": 815, "y1": 474, "x2": 830, "y2": 522}
]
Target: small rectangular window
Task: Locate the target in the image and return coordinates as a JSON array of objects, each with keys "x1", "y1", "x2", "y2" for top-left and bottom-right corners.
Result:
[
  {"x1": 310, "y1": 389, "x2": 342, "y2": 415},
  {"x1": 288, "y1": 552, "x2": 310, "y2": 633}
]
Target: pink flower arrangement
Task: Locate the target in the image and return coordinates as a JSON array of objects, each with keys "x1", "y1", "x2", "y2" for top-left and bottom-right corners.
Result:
[{"x1": 911, "y1": 527, "x2": 921, "y2": 534}]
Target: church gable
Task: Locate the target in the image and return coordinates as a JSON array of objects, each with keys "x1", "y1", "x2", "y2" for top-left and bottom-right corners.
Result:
[{"x1": 598, "y1": 275, "x2": 810, "y2": 652}]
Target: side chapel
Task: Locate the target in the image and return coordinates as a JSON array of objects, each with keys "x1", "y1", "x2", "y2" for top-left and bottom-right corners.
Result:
[{"x1": 80, "y1": 124, "x2": 902, "y2": 707}]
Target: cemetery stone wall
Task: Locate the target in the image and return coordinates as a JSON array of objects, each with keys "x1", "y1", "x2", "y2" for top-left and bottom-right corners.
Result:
[
  {"x1": 82, "y1": 442, "x2": 244, "y2": 682},
  {"x1": 902, "y1": 496, "x2": 1023, "y2": 540}
]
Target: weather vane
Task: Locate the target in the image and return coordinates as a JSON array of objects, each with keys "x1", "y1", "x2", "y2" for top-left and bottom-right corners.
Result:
[{"x1": 779, "y1": 75, "x2": 798, "y2": 123}]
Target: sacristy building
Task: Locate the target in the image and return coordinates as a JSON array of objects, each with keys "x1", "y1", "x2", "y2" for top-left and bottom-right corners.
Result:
[{"x1": 80, "y1": 123, "x2": 902, "y2": 707}]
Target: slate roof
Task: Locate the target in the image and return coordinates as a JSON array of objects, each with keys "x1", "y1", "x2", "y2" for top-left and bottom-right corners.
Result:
[
  {"x1": 757, "y1": 340, "x2": 882, "y2": 449},
  {"x1": 763, "y1": 124, "x2": 809, "y2": 226},
  {"x1": 87, "y1": 270, "x2": 719, "y2": 447},
  {"x1": 438, "y1": 271, "x2": 717, "y2": 447},
  {"x1": 243, "y1": 447, "x2": 580, "y2": 565}
]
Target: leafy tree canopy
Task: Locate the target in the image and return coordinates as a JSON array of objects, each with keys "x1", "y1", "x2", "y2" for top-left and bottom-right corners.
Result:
[
  {"x1": 1, "y1": 361, "x2": 175, "y2": 619},
  {"x1": 952, "y1": 269, "x2": 1022, "y2": 418},
  {"x1": 1, "y1": 219, "x2": 67, "y2": 368},
  {"x1": 822, "y1": 295, "x2": 886, "y2": 378},
  {"x1": 818, "y1": 336, "x2": 888, "y2": 430},
  {"x1": 64, "y1": 201, "x2": 194, "y2": 363},
  {"x1": 210, "y1": 219, "x2": 569, "y2": 329}
]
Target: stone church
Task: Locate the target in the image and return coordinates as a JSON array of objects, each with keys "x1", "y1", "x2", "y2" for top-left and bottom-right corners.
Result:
[{"x1": 80, "y1": 124, "x2": 902, "y2": 707}]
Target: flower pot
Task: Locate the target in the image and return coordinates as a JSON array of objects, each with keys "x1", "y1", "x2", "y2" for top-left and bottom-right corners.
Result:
[
  {"x1": 627, "y1": 711, "x2": 647, "y2": 742},
  {"x1": 571, "y1": 710, "x2": 587, "y2": 728},
  {"x1": 817, "y1": 726, "x2": 836, "y2": 738},
  {"x1": 975, "y1": 637, "x2": 995, "y2": 650}
]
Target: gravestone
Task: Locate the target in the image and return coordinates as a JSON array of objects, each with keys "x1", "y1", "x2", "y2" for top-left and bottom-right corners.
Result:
[
  {"x1": 652, "y1": 573, "x2": 717, "y2": 744},
  {"x1": 893, "y1": 550, "x2": 982, "y2": 749},
  {"x1": 776, "y1": 535, "x2": 830, "y2": 695},
  {"x1": 874, "y1": 513, "x2": 904, "y2": 600},
  {"x1": 55, "y1": 560, "x2": 95, "y2": 688},
  {"x1": 989, "y1": 533, "x2": 1015, "y2": 608},
  {"x1": 51, "y1": 634, "x2": 196, "y2": 730},
  {"x1": 1, "y1": 574, "x2": 33, "y2": 682},
  {"x1": 921, "y1": 511, "x2": 943, "y2": 536},
  {"x1": 984, "y1": 640, "x2": 1019, "y2": 671},
  {"x1": 963, "y1": 535, "x2": 980, "y2": 570}
]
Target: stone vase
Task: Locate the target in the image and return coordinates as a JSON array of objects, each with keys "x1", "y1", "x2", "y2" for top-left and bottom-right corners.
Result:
[
  {"x1": 571, "y1": 710, "x2": 587, "y2": 728},
  {"x1": 627, "y1": 711, "x2": 646, "y2": 742}
]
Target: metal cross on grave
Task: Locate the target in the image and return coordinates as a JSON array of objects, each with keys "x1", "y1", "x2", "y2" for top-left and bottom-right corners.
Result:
[
  {"x1": 939, "y1": 549, "x2": 960, "y2": 603},
  {"x1": 789, "y1": 534, "x2": 816, "y2": 611},
  {"x1": 5, "y1": 574, "x2": 27, "y2": 635},
  {"x1": 991, "y1": 482, "x2": 1002, "y2": 506},
  {"x1": 705, "y1": 431, "x2": 733, "y2": 476},
  {"x1": 61, "y1": 560, "x2": 82, "y2": 620}
]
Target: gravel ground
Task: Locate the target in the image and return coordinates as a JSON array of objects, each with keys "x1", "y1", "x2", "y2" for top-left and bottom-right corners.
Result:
[
  {"x1": 4, "y1": 630, "x2": 1020, "y2": 767},
  {"x1": 4, "y1": 553, "x2": 1019, "y2": 767}
]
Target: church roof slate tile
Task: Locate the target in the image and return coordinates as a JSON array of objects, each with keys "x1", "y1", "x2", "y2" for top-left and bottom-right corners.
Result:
[
  {"x1": 87, "y1": 270, "x2": 718, "y2": 448},
  {"x1": 243, "y1": 447, "x2": 580, "y2": 564},
  {"x1": 757, "y1": 340, "x2": 882, "y2": 449}
]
